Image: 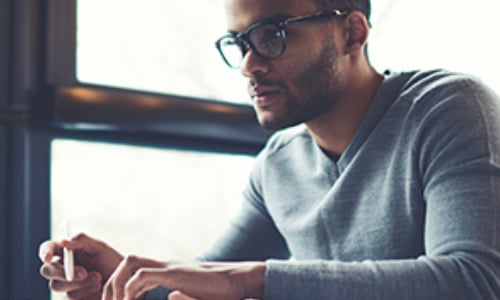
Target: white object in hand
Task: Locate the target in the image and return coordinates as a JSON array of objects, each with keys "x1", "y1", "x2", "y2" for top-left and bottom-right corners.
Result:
[{"x1": 60, "y1": 221, "x2": 74, "y2": 281}]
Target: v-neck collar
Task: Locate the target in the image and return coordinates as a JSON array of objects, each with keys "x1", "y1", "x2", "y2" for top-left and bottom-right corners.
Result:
[{"x1": 310, "y1": 71, "x2": 412, "y2": 177}]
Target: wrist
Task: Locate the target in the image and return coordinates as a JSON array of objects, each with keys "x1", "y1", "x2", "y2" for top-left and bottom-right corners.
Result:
[{"x1": 241, "y1": 262, "x2": 267, "y2": 299}]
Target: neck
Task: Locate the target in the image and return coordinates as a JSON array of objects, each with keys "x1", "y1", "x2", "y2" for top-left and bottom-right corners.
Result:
[{"x1": 306, "y1": 66, "x2": 384, "y2": 160}]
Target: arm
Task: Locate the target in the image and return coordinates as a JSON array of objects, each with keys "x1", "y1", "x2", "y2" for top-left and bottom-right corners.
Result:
[
  {"x1": 104, "y1": 257, "x2": 267, "y2": 300},
  {"x1": 199, "y1": 189, "x2": 290, "y2": 262}
]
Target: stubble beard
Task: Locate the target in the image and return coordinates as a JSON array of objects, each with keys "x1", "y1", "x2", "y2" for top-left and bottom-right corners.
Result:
[{"x1": 259, "y1": 37, "x2": 342, "y2": 131}]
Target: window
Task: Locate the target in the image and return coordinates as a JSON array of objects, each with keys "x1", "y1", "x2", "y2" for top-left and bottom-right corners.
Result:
[
  {"x1": 51, "y1": 139, "x2": 255, "y2": 260},
  {"x1": 370, "y1": 0, "x2": 500, "y2": 95},
  {"x1": 76, "y1": 0, "x2": 249, "y2": 104}
]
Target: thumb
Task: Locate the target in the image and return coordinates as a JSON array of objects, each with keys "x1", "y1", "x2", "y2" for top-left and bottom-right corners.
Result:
[{"x1": 62, "y1": 232, "x2": 100, "y2": 253}]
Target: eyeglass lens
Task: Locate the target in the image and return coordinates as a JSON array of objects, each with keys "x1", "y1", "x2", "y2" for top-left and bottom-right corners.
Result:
[
  {"x1": 250, "y1": 24, "x2": 285, "y2": 57},
  {"x1": 219, "y1": 24, "x2": 285, "y2": 68},
  {"x1": 218, "y1": 37, "x2": 244, "y2": 68}
]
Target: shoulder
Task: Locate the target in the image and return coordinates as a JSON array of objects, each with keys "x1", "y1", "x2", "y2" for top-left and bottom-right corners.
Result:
[
  {"x1": 382, "y1": 69, "x2": 499, "y2": 124},
  {"x1": 249, "y1": 124, "x2": 314, "y2": 182},
  {"x1": 244, "y1": 125, "x2": 312, "y2": 203},
  {"x1": 260, "y1": 124, "x2": 312, "y2": 158},
  {"x1": 397, "y1": 70, "x2": 500, "y2": 162},
  {"x1": 397, "y1": 69, "x2": 497, "y2": 104}
]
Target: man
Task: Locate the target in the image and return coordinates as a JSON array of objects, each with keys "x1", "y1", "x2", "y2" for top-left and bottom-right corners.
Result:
[{"x1": 39, "y1": 0, "x2": 500, "y2": 299}]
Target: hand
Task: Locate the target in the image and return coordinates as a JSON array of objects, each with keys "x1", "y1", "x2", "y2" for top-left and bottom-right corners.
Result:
[
  {"x1": 39, "y1": 233, "x2": 123, "y2": 300},
  {"x1": 102, "y1": 255, "x2": 266, "y2": 300}
]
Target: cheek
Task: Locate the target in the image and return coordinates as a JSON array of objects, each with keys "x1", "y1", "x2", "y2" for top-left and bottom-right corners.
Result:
[
  {"x1": 279, "y1": 59, "x2": 314, "y2": 99},
  {"x1": 276, "y1": 40, "x2": 326, "y2": 89},
  {"x1": 282, "y1": 29, "x2": 326, "y2": 60}
]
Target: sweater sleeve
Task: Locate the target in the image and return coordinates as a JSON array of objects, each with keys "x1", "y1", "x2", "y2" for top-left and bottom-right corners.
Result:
[
  {"x1": 263, "y1": 76, "x2": 500, "y2": 299},
  {"x1": 200, "y1": 152, "x2": 291, "y2": 262}
]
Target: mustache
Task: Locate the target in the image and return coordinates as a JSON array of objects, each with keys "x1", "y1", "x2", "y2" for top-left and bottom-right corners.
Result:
[{"x1": 248, "y1": 76, "x2": 286, "y2": 89}]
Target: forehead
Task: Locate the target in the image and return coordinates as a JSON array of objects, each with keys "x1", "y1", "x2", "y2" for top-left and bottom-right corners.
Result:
[{"x1": 223, "y1": 0, "x2": 318, "y2": 32}]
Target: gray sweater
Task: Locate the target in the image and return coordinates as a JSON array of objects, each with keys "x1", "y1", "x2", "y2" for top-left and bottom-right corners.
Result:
[{"x1": 147, "y1": 70, "x2": 500, "y2": 299}]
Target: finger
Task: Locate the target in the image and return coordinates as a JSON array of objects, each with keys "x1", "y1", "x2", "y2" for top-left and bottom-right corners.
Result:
[
  {"x1": 104, "y1": 255, "x2": 164, "y2": 300},
  {"x1": 60, "y1": 232, "x2": 108, "y2": 256},
  {"x1": 66, "y1": 282, "x2": 102, "y2": 300},
  {"x1": 125, "y1": 267, "x2": 190, "y2": 300},
  {"x1": 40, "y1": 263, "x2": 89, "y2": 282},
  {"x1": 124, "y1": 268, "x2": 163, "y2": 300},
  {"x1": 40, "y1": 261, "x2": 66, "y2": 281},
  {"x1": 168, "y1": 291, "x2": 198, "y2": 300},
  {"x1": 102, "y1": 277, "x2": 114, "y2": 300},
  {"x1": 61, "y1": 232, "x2": 95, "y2": 251},
  {"x1": 39, "y1": 233, "x2": 102, "y2": 263},
  {"x1": 50, "y1": 271, "x2": 102, "y2": 293},
  {"x1": 39, "y1": 240, "x2": 64, "y2": 263}
]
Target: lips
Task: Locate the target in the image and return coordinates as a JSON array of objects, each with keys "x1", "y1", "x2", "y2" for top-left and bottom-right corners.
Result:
[{"x1": 249, "y1": 85, "x2": 282, "y2": 108}]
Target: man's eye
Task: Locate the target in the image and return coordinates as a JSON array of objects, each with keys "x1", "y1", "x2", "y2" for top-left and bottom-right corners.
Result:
[{"x1": 256, "y1": 27, "x2": 282, "y2": 42}]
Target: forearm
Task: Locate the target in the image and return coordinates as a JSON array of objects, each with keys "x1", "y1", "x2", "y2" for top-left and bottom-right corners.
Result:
[
  {"x1": 264, "y1": 245, "x2": 500, "y2": 300},
  {"x1": 143, "y1": 262, "x2": 267, "y2": 300}
]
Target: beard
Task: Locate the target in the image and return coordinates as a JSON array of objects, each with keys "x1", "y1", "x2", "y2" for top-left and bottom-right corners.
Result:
[{"x1": 255, "y1": 37, "x2": 342, "y2": 131}]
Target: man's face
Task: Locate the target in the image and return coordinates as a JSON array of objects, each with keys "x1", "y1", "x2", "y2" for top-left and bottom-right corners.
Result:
[{"x1": 224, "y1": 0, "x2": 344, "y2": 131}]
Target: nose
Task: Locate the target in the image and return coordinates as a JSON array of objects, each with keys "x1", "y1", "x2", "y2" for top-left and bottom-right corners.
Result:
[{"x1": 240, "y1": 49, "x2": 271, "y2": 78}]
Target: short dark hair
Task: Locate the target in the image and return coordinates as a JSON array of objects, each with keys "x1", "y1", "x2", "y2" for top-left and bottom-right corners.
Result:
[{"x1": 310, "y1": 0, "x2": 371, "y2": 23}]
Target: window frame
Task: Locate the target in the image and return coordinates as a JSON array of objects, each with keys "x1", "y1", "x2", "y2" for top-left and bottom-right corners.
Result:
[{"x1": 1, "y1": 0, "x2": 52, "y2": 298}]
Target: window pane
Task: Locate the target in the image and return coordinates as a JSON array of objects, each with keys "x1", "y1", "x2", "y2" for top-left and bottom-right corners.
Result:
[
  {"x1": 370, "y1": 0, "x2": 500, "y2": 95},
  {"x1": 50, "y1": 139, "x2": 255, "y2": 261},
  {"x1": 76, "y1": 0, "x2": 249, "y2": 104}
]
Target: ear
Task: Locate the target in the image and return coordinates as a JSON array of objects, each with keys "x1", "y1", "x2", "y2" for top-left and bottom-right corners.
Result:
[{"x1": 343, "y1": 11, "x2": 370, "y2": 55}]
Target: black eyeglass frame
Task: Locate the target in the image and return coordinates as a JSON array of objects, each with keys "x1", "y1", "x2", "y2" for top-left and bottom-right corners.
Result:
[{"x1": 215, "y1": 9, "x2": 349, "y2": 69}]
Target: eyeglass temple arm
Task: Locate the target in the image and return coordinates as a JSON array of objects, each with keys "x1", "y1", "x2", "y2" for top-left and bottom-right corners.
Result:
[{"x1": 285, "y1": 9, "x2": 348, "y2": 25}]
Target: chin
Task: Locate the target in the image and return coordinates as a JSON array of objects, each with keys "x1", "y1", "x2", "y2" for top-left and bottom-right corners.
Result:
[
  {"x1": 257, "y1": 116, "x2": 279, "y2": 132},
  {"x1": 258, "y1": 116, "x2": 303, "y2": 132}
]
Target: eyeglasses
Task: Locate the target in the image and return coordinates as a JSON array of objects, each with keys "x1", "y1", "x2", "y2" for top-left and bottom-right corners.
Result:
[{"x1": 215, "y1": 9, "x2": 348, "y2": 69}]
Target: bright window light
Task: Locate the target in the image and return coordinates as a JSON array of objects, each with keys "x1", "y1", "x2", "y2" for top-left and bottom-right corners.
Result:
[
  {"x1": 370, "y1": 0, "x2": 500, "y2": 95},
  {"x1": 50, "y1": 139, "x2": 255, "y2": 300},
  {"x1": 76, "y1": 0, "x2": 249, "y2": 104},
  {"x1": 51, "y1": 139, "x2": 255, "y2": 260}
]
